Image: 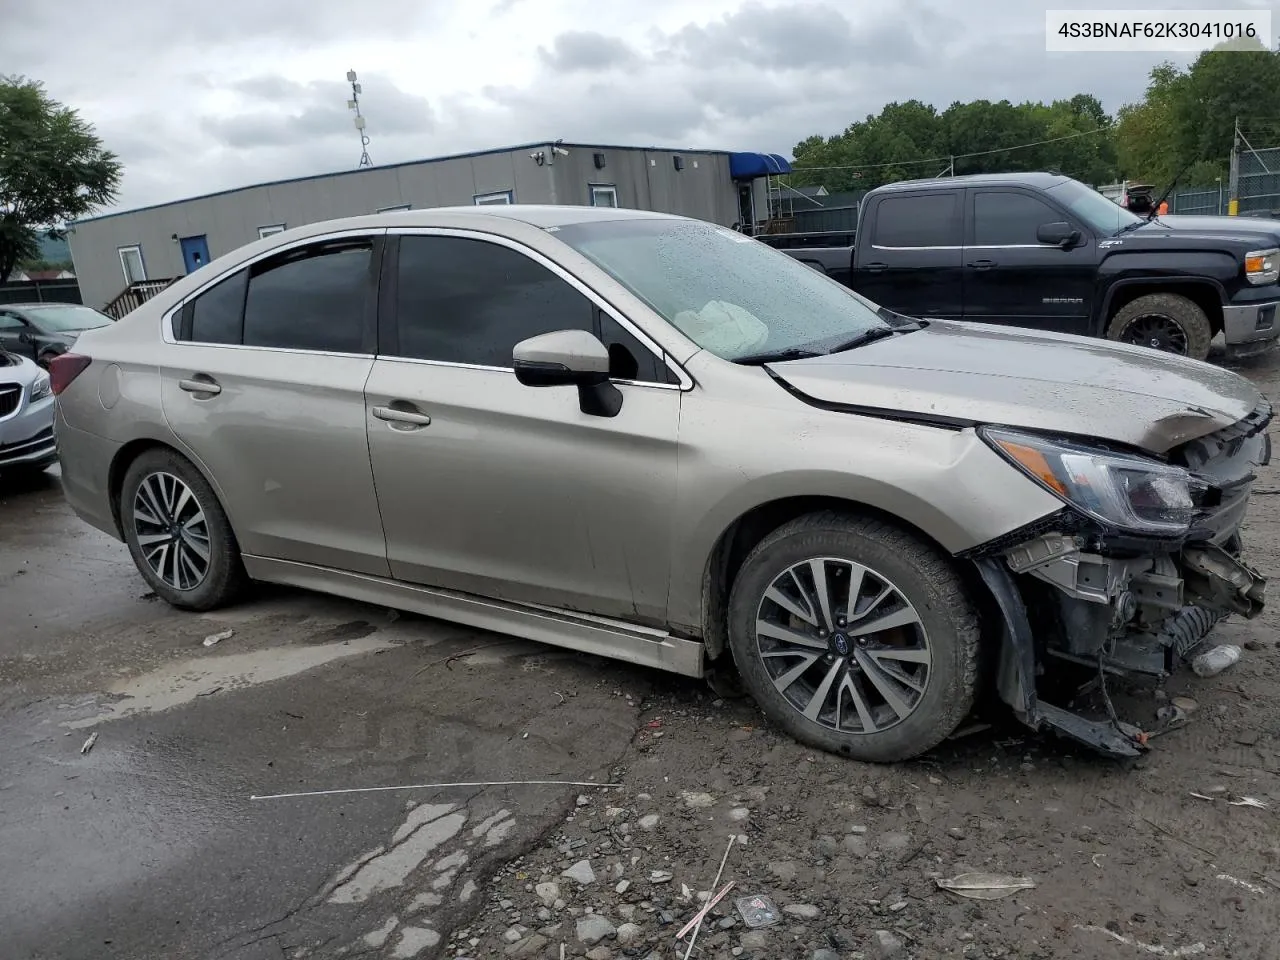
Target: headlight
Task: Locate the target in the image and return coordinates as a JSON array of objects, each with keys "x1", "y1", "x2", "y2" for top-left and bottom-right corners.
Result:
[
  {"x1": 982, "y1": 427, "x2": 1207, "y2": 535},
  {"x1": 1245, "y1": 247, "x2": 1279, "y2": 285},
  {"x1": 29, "y1": 371, "x2": 52, "y2": 402}
]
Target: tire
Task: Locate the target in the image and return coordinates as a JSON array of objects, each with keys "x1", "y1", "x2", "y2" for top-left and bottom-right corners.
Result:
[
  {"x1": 120, "y1": 448, "x2": 248, "y2": 611},
  {"x1": 1105, "y1": 293, "x2": 1213, "y2": 362},
  {"x1": 726, "y1": 511, "x2": 980, "y2": 763}
]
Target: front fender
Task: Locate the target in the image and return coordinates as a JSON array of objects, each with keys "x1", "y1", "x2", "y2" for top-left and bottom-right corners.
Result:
[{"x1": 665, "y1": 402, "x2": 1063, "y2": 632}]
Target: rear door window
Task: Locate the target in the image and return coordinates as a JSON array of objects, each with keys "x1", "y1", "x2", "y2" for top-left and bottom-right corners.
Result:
[
  {"x1": 242, "y1": 240, "x2": 374, "y2": 353},
  {"x1": 180, "y1": 239, "x2": 377, "y2": 352},
  {"x1": 871, "y1": 194, "x2": 962, "y2": 248}
]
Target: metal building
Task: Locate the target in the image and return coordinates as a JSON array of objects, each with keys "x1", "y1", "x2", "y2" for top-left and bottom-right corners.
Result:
[{"x1": 68, "y1": 141, "x2": 792, "y2": 313}]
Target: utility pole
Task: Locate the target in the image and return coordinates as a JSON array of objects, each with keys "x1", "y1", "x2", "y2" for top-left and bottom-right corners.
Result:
[
  {"x1": 347, "y1": 70, "x2": 372, "y2": 168},
  {"x1": 1227, "y1": 116, "x2": 1240, "y2": 216}
]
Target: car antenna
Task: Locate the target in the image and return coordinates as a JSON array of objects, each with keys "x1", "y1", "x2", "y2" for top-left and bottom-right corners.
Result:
[{"x1": 1147, "y1": 158, "x2": 1199, "y2": 221}]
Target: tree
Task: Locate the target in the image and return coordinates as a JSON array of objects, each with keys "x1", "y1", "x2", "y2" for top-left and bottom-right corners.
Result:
[{"x1": 0, "y1": 76, "x2": 121, "y2": 283}]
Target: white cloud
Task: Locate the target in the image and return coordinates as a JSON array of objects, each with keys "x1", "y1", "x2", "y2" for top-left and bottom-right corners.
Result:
[{"x1": 1, "y1": 0, "x2": 1250, "y2": 212}]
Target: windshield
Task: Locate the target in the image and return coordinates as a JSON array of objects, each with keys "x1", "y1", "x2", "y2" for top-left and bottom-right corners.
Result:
[
  {"x1": 1045, "y1": 179, "x2": 1142, "y2": 236},
  {"x1": 551, "y1": 218, "x2": 891, "y2": 361},
  {"x1": 23, "y1": 304, "x2": 113, "y2": 333}
]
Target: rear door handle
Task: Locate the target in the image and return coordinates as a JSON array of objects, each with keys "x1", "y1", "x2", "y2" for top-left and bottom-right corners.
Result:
[
  {"x1": 372, "y1": 406, "x2": 431, "y2": 427},
  {"x1": 864, "y1": 262, "x2": 888, "y2": 273},
  {"x1": 179, "y1": 377, "x2": 221, "y2": 396},
  {"x1": 967, "y1": 259, "x2": 997, "y2": 270}
]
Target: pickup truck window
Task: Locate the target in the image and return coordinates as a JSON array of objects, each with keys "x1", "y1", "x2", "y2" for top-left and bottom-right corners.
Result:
[
  {"x1": 973, "y1": 192, "x2": 1064, "y2": 246},
  {"x1": 872, "y1": 194, "x2": 962, "y2": 248},
  {"x1": 1044, "y1": 179, "x2": 1141, "y2": 236},
  {"x1": 553, "y1": 218, "x2": 890, "y2": 362}
]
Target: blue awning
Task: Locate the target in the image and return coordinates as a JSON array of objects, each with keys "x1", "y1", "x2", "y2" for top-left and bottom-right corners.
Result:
[{"x1": 729, "y1": 152, "x2": 793, "y2": 179}]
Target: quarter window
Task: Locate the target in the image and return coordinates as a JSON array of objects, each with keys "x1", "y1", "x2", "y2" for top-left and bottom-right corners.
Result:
[
  {"x1": 973, "y1": 192, "x2": 1065, "y2": 246},
  {"x1": 188, "y1": 270, "x2": 247, "y2": 344},
  {"x1": 871, "y1": 194, "x2": 961, "y2": 248},
  {"x1": 393, "y1": 235, "x2": 670, "y2": 382},
  {"x1": 242, "y1": 241, "x2": 373, "y2": 352}
]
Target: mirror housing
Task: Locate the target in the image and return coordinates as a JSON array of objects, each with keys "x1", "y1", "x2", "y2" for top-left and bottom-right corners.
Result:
[
  {"x1": 17, "y1": 331, "x2": 33, "y2": 344},
  {"x1": 1037, "y1": 221, "x2": 1082, "y2": 249},
  {"x1": 513, "y1": 329, "x2": 622, "y2": 418},
  {"x1": 513, "y1": 329, "x2": 611, "y2": 387}
]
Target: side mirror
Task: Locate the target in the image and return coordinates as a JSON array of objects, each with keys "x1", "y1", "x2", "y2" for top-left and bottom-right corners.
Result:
[
  {"x1": 512, "y1": 329, "x2": 622, "y2": 417},
  {"x1": 17, "y1": 331, "x2": 33, "y2": 344},
  {"x1": 1037, "y1": 221, "x2": 1081, "y2": 249}
]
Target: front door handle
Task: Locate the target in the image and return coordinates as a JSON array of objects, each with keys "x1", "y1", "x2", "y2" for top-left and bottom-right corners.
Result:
[
  {"x1": 864, "y1": 262, "x2": 889, "y2": 273},
  {"x1": 967, "y1": 259, "x2": 997, "y2": 270},
  {"x1": 372, "y1": 405, "x2": 431, "y2": 427},
  {"x1": 179, "y1": 377, "x2": 221, "y2": 396}
]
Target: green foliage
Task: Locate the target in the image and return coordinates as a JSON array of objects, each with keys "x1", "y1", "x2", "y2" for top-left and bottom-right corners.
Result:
[
  {"x1": 0, "y1": 76, "x2": 121, "y2": 282},
  {"x1": 791, "y1": 96, "x2": 1116, "y2": 191},
  {"x1": 791, "y1": 45, "x2": 1280, "y2": 195}
]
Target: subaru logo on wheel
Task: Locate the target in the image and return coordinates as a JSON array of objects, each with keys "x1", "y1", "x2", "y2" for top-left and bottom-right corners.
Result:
[{"x1": 833, "y1": 633, "x2": 849, "y2": 655}]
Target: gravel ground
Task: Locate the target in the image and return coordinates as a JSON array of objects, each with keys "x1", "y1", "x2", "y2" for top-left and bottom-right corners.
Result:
[{"x1": 423, "y1": 351, "x2": 1280, "y2": 960}]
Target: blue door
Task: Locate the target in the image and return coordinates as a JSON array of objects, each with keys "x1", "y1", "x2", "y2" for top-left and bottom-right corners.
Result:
[{"x1": 180, "y1": 235, "x2": 211, "y2": 273}]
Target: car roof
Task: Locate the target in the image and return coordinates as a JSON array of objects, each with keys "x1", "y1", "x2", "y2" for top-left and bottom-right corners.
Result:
[
  {"x1": 871, "y1": 172, "x2": 1072, "y2": 193},
  {"x1": 0, "y1": 302, "x2": 99, "y2": 311},
  {"x1": 371, "y1": 204, "x2": 686, "y2": 229}
]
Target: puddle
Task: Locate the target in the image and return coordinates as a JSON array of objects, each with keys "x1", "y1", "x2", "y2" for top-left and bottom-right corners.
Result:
[{"x1": 63, "y1": 634, "x2": 396, "y2": 729}]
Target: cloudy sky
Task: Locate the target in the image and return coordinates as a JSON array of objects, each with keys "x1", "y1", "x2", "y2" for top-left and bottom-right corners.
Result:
[{"x1": 2, "y1": 0, "x2": 1273, "y2": 212}]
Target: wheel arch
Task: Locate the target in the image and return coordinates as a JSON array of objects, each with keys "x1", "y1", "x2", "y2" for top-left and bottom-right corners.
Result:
[
  {"x1": 107, "y1": 438, "x2": 233, "y2": 540},
  {"x1": 1100, "y1": 279, "x2": 1226, "y2": 338},
  {"x1": 697, "y1": 495, "x2": 993, "y2": 663}
]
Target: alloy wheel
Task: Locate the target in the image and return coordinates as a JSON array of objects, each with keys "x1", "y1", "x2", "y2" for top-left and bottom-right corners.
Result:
[
  {"x1": 1119, "y1": 313, "x2": 1189, "y2": 355},
  {"x1": 132, "y1": 471, "x2": 212, "y2": 591},
  {"x1": 754, "y1": 557, "x2": 931, "y2": 735}
]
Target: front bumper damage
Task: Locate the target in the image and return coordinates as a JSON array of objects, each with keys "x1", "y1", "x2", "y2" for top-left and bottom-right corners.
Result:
[{"x1": 969, "y1": 400, "x2": 1272, "y2": 759}]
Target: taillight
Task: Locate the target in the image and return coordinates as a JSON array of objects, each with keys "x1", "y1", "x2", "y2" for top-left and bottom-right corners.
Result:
[{"x1": 48, "y1": 353, "x2": 92, "y2": 395}]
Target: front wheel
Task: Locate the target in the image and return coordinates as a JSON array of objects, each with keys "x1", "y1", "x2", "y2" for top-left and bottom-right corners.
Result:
[
  {"x1": 120, "y1": 448, "x2": 248, "y2": 610},
  {"x1": 726, "y1": 512, "x2": 980, "y2": 763},
  {"x1": 1105, "y1": 293, "x2": 1213, "y2": 361}
]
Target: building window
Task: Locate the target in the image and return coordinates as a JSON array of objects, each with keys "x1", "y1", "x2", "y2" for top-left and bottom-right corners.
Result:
[
  {"x1": 590, "y1": 184, "x2": 618, "y2": 208},
  {"x1": 118, "y1": 245, "x2": 146, "y2": 285},
  {"x1": 376, "y1": 204, "x2": 411, "y2": 213},
  {"x1": 258, "y1": 224, "x2": 286, "y2": 239},
  {"x1": 473, "y1": 190, "x2": 513, "y2": 205}
]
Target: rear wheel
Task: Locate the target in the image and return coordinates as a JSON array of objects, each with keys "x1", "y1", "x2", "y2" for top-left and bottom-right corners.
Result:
[
  {"x1": 119, "y1": 448, "x2": 248, "y2": 610},
  {"x1": 1105, "y1": 293, "x2": 1213, "y2": 362},
  {"x1": 726, "y1": 512, "x2": 980, "y2": 762}
]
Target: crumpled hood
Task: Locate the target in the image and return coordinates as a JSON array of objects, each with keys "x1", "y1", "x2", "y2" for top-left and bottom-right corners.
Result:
[{"x1": 766, "y1": 320, "x2": 1264, "y2": 454}]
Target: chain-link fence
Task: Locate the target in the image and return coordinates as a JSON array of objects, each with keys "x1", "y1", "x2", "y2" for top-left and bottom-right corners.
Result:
[
  {"x1": 1237, "y1": 145, "x2": 1280, "y2": 217},
  {"x1": 1170, "y1": 187, "x2": 1225, "y2": 215}
]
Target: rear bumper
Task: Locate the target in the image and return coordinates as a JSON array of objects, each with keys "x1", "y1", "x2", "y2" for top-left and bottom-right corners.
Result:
[
  {"x1": 54, "y1": 409, "x2": 123, "y2": 540},
  {"x1": 1222, "y1": 299, "x2": 1280, "y2": 349}
]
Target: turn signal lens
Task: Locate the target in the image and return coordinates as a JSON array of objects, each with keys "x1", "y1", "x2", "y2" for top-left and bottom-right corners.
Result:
[{"x1": 993, "y1": 439, "x2": 1071, "y2": 497}]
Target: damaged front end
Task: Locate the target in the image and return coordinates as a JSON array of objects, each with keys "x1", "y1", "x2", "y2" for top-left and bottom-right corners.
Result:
[{"x1": 967, "y1": 400, "x2": 1272, "y2": 759}]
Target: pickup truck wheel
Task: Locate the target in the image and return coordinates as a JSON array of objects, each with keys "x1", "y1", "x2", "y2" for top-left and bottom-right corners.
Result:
[
  {"x1": 1105, "y1": 293, "x2": 1213, "y2": 361},
  {"x1": 726, "y1": 512, "x2": 980, "y2": 763}
]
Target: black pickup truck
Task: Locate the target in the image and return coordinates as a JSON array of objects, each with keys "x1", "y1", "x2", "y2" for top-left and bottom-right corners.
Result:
[{"x1": 760, "y1": 172, "x2": 1280, "y2": 362}]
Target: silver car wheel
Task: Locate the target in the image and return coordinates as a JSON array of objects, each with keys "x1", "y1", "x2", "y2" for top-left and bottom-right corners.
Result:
[
  {"x1": 132, "y1": 471, "x2": 212, "y2": 591},
  {"x1": 754, "y1": 556, "x2": 931, "y2": 735}
]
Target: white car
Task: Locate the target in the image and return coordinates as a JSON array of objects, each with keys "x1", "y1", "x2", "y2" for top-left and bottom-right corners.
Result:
[{"x1": 0, "y1": 350, "x2": 56, "y2": 477}]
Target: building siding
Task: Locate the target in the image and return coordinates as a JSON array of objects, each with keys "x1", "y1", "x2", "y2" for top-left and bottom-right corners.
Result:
[{"x1": 68, "y1": 144, "x2": 744, "y2": 309}]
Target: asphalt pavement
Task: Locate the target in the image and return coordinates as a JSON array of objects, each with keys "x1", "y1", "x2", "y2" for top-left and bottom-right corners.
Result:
[{"x1": 0, "y1": 468, "x2": 652, "y2": 960}]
